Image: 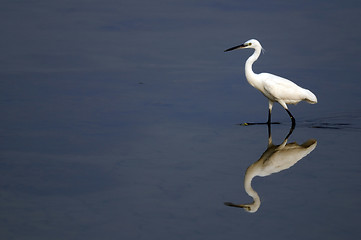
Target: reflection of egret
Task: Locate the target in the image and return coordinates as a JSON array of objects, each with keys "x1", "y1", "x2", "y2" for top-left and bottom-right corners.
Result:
[
  {"x1": 224, "y1": 39, "x2": 317, "y2": 126},
  {"x1": 225, "y1": 126, "x2": 317, "y2": 213}
]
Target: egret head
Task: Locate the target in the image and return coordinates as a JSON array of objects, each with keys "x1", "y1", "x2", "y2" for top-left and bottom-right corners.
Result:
[{"x1": 224, "y1": 39, "x2": 263, "y2": 52}]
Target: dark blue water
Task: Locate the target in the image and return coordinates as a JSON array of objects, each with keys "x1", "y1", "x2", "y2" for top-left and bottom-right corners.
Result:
[{"x1": 1, "y1": 1, "x2": 361, "y2": 239}]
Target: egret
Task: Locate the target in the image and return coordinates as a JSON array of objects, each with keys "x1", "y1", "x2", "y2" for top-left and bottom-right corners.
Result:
[
  {"x1": 225, "y1": 39, "x2": 317, "y2": 126},
  {"x1": 225, "y1": 125, "x2": 317, "y2": 213}
]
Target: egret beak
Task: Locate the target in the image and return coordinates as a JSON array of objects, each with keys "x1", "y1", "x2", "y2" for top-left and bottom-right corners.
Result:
[
  {"x1": 224, "y1": 202, "x2": 253, "y2": 212},
  {"x1": 224, "y1": 202, "x2": 249, "y2": 209},
  {"x1": 224, "y1": 43, "x2": 247, "y2": 52}
]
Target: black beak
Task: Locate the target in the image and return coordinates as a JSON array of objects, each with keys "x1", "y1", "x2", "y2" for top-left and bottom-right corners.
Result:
[{"x1": 224, "y1": 43, "x2": 246, "y2": 52}]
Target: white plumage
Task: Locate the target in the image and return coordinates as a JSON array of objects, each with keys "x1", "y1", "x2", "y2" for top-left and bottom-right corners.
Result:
[
  {"x1": 225, "y1": 39, "x2": 317, "y2": 126},
  {"x1": 225, "y1": 126, "x2": 317, "y2": 213}
]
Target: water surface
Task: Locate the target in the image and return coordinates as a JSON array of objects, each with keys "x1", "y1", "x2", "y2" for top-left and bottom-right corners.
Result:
[{"x1": 1, "y1": 1, "x2": 361, "y2": 239}]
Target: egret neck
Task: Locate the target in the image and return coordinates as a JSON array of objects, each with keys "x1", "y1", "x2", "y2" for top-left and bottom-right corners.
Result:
[
  {"x1": 244, "y1": 165, "x2": 260, "y2": 205},
  {"x1": 245, "y1": 46, "x2": 262, "y2": 90}
]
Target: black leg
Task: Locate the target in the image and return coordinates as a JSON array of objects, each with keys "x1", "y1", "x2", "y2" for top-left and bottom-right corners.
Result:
[
  {"x1": 267, "y1": 109, "x2": 271, "y2": 125},
  {"x1": 267, "y1": 121, "x2": 272, "y2": 143},
  {"x1": 284, "y1": 124, "x2": 295, "y2": 140},
  {"x1": 285, "y1": 109, "x2": 296, "y2": 127}
]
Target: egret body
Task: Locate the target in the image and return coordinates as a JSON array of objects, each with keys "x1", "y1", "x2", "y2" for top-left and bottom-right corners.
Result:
[{"x1": 225, "y1": 39, "x2": 317, "y2": 126}]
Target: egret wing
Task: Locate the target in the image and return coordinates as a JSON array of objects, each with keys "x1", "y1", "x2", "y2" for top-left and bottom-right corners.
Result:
[{"x1": 260, "y1": 73, "x2": 305, "y2": 104}]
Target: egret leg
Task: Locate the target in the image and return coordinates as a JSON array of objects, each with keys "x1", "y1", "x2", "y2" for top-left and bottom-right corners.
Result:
[
  {"x1": 267, "y1": 122, "x2": 272, "y2": 145},
  {"x1": 278, "y1": 101, "x2": 296, "y2": 127},
  {"x1": 285, "y1": 109, "x2": 296, "y2": 127},
  {"x1": 284, "y1": 123, "x2": 295, "y2": 140},
  {"x1": 267, "y1": 101, "x2": 273, "y2": 125}
]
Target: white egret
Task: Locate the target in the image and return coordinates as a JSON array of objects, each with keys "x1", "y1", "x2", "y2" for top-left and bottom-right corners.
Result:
[
  {"x1": 225, "y1": 39, "x2": 317, "y2": 126},
  {"x1": 225, "y1": 125, "x2": 317, "y2": 213}
]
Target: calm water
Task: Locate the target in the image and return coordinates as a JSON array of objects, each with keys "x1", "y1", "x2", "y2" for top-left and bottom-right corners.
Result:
[{"x1": 1, "y1": 1, "x2": 361, "y2": 239}]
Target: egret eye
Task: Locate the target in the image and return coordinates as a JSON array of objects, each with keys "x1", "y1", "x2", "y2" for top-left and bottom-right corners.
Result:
[{"x1": 248, "y1": 43, "x2": 252, "y2": 46}]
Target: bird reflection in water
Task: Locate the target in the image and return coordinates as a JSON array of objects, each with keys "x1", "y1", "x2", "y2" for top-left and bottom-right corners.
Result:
[{"x1": 225, "y1": 125, "x2": 317, "y2": 213}]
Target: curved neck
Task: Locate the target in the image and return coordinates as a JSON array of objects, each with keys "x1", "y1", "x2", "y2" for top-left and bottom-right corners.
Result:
[
  {"x1": 245, "y1": 47, "x2": 262, "y2": 84},
  {"x1": 244, "y1": 167, "x2": 260, "y2": 204}
]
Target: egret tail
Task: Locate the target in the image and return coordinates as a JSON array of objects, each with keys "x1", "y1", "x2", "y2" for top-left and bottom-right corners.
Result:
[{"x1": 304, "y1": 89, "x2": 317, "y2": 104}]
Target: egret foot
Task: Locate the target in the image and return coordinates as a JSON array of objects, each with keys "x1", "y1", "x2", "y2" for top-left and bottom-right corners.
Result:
[{"x1": 240, "y1": 122, "x2": 280, "y2": 126}]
